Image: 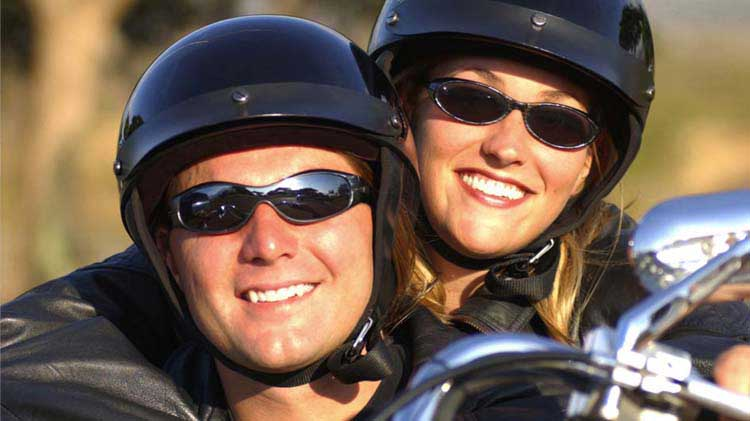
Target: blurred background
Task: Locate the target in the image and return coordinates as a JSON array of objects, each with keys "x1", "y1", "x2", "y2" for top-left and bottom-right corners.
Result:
[{"x1": 2, "y1": 0, "x2": 749, "y2": 303}]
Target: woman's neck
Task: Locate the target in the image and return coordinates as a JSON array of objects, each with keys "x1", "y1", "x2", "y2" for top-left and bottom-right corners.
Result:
[
  {"x1": 427, "y1": 246, "x2": 487, "y2": 313},
  {"x1": 216, "y1": 360, "x2": 381, "y2": 421}
]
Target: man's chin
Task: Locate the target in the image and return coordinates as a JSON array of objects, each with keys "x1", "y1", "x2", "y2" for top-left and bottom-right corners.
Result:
[{"x1": 233, "y1": 346, "x2": 330, "y2": 375}]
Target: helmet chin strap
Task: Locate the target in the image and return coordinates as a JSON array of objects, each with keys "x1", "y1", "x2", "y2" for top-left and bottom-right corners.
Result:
[
  {"x1": 185, "y1": 310, "x2": 394, "y2": 387},
  {"x1": 416, "y1": 206, "x2": 559, "y2": 303},
  {"x1": 144, "y1": 238, "x2": 396, "y2": 388}
]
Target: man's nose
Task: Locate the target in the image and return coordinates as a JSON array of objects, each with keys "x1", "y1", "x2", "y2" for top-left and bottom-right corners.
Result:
[
  {"x1": 479, "y1": 110, "x2": 530, "y2": 167},
  {"x1": 238, "y1": 203, "x2": 299, "y2": 264}
]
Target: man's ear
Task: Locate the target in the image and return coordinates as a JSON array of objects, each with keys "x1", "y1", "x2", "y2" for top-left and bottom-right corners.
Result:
[
  {"x1": 155, "y1": 226, "x2": 180, "y2": 287},
  {"x1": 573, "y1": 149, "x2": 593, "y2": 195}
]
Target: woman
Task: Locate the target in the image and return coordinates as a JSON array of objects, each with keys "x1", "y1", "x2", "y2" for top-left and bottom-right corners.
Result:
[
  {"x1": 1, "y1": 16, "x2": 460, "y2": 420},
  {"x1": 368, "y1": 0, "x2": 750, "y2": 400},
  {"x1": 369, "y1": 0, "x2": 748, "y2": 338}
]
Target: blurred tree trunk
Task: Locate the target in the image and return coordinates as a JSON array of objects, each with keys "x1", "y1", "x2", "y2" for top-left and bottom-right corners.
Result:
[{"x1": 5, "y1": 0, "x2": 134, "y2": 301}]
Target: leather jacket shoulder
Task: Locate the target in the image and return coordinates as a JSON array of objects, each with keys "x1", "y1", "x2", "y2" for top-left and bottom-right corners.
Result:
[
  {"x1": 2, "y1": 245, "x2": 179, "y2": 365},
  {"x1": 1, "y1": 246, "x2": 194, "y2": 420}
]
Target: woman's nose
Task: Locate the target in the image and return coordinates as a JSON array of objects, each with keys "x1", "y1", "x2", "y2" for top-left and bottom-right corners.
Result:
[
  {"x1": 237, "y1": 203, "x2": 299, "y2": 264},
  {"x1": 479, "y1": 110, "x2": 530, "y2": 167}
]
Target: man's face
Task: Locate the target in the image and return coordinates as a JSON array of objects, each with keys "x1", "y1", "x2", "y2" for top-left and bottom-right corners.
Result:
[{"x1": 162, "y1": 146, "x2": 374, "y2": 373}]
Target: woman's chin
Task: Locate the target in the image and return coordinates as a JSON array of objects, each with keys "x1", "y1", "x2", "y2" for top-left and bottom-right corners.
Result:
[
  {"x1": 430, "y1": 218, "x2": 536, "y2": 260},
  {"x1": 447, "y1": 232, "x2": 524, "y2": 260}
]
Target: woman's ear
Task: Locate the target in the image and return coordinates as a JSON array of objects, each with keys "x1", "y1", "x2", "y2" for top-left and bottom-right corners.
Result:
[{"x1": 573, "y1": 148, "x2": 593, "y2": 195}]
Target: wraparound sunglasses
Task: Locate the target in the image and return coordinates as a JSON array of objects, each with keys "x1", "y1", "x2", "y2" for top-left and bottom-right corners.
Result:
[
  {"x1": 427, "y1": 78, "x2": 600, "y2": 149},
  {"x1": 169, "y1": 170, "x2": 372, "y2": 233}
]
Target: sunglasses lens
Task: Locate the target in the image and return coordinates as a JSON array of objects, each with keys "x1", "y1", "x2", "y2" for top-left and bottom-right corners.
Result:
[
  {"x1": 174, "y1": 172, "x2": 363, "y2": 232},
  {"x1": 435, "y1": 82, "x2": 509, "y2": 124},
  {"x1": 271, "y1": 173, "x2": 353, "y2": 222},
  {"x1": 526, "y1": 105, "x2": 596, "y2": 148},
  {"x1": 178, "y1": 184, "x2": 251, "y2": 231}
]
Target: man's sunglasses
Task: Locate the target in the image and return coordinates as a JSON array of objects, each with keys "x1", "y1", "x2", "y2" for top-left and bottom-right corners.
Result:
[
  {"x1": 169, "y1": 170, "x2": 372, "y2": 233},
  {"x1": 427, "y1": 78, "x2": 600, "y2": 149}
]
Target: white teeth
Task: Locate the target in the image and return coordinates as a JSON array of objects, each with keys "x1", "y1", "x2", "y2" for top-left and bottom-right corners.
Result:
[
  {"x1": 248, "y1": 290, "x2": 259, "y2": 303},
  {"x1": 245, "y1": 283, "x2": 315, "y2": 303},
  {"x1": 461, "y1": 173, "x2": 524, "y2": 200}
]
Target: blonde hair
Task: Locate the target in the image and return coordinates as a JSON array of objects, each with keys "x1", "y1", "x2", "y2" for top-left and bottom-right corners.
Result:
[
  {"x1": 395, "y1": 58, "x2": 625, "y2": 343},
  {"x1": 344, "y1": 154, "x2": 446, "y2": 331},
  {"x1": 533, "y1": 202, "x2": 618, "y2": 343}
]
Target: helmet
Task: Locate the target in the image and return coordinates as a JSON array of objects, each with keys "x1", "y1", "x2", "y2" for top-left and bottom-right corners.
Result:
[
  {"x1": 114, "y1": 15, "x2": 415, "y2": 386},
  {"x1": 369, "y1": 0, "x2": 655, "y2": 240}
]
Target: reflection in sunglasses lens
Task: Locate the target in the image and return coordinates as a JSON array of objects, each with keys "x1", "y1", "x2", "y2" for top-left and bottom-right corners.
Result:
[
  {"x1": 274, "y1": 174, "x2": 351, "y2": 221},
  {"x1": 174, "y1": 172, "x2": 362, "y2": 232}
]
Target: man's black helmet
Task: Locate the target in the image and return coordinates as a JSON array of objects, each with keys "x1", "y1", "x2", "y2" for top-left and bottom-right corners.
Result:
[
  {"x1": 369, "y1": 0, "x2": 655, "y2": 239},
  {"x1": 114, "y1": 15, "x2": 414, "y2": 387}
]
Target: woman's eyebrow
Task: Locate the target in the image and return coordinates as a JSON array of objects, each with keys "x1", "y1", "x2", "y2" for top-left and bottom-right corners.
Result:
[{"x1": 463, "y1": 67, "x2": 505, "y2": 88}]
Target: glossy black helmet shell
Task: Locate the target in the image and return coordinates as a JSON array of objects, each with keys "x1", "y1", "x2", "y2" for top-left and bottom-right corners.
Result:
[
  {"x1": 368, "y1": 0, "x2": 655, "y2": 239},
  {"x1": 117, "y1": 15, "x2": 407, "y2": 228}
]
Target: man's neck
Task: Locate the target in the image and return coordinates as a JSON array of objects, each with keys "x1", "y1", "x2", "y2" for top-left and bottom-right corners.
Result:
[
  {"x1": 216, "y1": 360, "x2": 381, "y2": 421},
  {"x1": 427, "y1": 246, "x2": 486, "y2": 314}
]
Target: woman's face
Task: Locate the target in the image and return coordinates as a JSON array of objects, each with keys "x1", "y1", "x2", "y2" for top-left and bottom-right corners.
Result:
[
  {"x1": 162, "y1": 146, "x2": 374, "y2": 373},
  {"x1": 407, "y1": 56, "x2": 593, "y2": 257}
]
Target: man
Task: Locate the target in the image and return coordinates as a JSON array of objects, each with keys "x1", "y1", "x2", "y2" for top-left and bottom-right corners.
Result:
[{"x1": 1, "y1": 16, "x2": 455, "y2": 420}]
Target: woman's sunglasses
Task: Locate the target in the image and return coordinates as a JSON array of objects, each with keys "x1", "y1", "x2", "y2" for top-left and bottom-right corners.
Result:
[
  {"x1": 169, "y1": 170, "x2": 372, "y2": 233},
  {"x1": 427, "y1": 78, "x2": 600, "y2": 149}
]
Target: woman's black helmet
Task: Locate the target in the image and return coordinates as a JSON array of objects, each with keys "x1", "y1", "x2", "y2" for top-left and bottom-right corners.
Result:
[
  {"x1": 369, "y1": 0, "x2": 655, "y2": 239},
  {"x1": 114, "y1": 15, "x2": 414, "y2": 387}
]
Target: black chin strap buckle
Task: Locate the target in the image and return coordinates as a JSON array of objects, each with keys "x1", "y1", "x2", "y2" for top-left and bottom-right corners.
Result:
[{"x1": 344, "y1": 317, "x2": 374, "y2": 363}]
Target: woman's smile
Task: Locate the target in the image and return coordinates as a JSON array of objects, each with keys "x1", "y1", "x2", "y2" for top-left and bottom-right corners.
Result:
[{"x1": 457, "y1": 170, "x2": 530, "y2": 207}]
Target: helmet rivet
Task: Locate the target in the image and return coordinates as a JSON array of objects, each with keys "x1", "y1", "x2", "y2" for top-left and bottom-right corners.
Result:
[
  {"x1": 113, "y1": 160, "x2": 123, "y2": 176},
  {"x1": 386, "y1": 12, "x2": 399, "y2": 25},
  {"x1": 531, "y1": 13, "x2": 547, "y2": 29},
  {"x1": 389, "y1": 114, "x2": 402, "y2": 130},
  {"x1": 231, "y1": 90, "x2": 249, "y2": 104},
  {"x1": 645, "y1": 87, "x2": 655, "y2": 100}
]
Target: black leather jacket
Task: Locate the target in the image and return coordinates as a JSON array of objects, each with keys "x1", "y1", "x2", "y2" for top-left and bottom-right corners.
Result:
[
  {"x1": 3, "y1": 211, "x2": 748, "y2": 419},
  {"x1": 1, "y1": 247, "x2": 462, "y2": 420}
]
